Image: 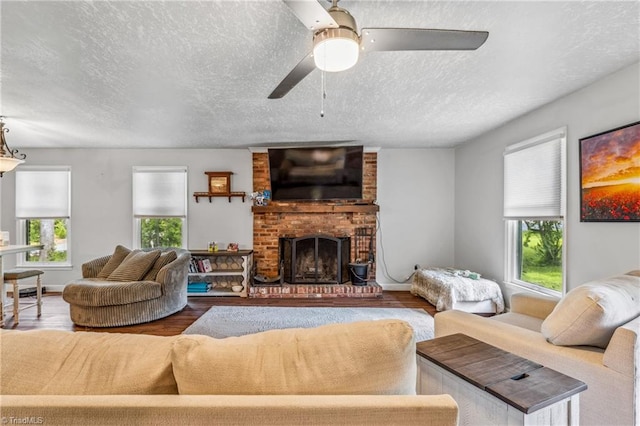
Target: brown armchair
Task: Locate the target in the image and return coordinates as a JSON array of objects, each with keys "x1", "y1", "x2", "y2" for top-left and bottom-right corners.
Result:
[{"x1": 62, "y1": 248, "x2": 190, "y2": 327}]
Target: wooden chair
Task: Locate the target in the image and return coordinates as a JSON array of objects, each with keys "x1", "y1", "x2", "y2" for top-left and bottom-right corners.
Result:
[{"x1": 2, "y1": 269, "x2": 43, "y2": 326}]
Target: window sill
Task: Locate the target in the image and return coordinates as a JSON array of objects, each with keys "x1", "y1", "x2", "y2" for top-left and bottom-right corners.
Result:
[
  {"x1": 16, "y1": 264, "x2": 73, "y2": 271},
  {"x1": 503, "y1": 280, "x2": 562, "y2": 298}
]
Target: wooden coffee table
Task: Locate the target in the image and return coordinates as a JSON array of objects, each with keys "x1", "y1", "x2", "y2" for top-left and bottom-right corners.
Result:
[{"x1": 416, "y1": 333, "x2": 587, "y2": 426}]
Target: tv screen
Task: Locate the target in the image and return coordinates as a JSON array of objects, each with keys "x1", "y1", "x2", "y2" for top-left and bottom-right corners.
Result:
[{"x1": 268, "y1": 146, "x2": 364, "y2": 201}]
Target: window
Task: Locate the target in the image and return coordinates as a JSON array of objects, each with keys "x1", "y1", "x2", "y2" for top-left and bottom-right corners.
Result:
[
  {"x1": 15, "y1": 166, "x2": 71, "y2": 267},
  {"x1": 504, "y1": 128, "x2": 566, "y2": 295},
  {"x1": 133, "y1": 166, "x2": 187, "y2": 249}
]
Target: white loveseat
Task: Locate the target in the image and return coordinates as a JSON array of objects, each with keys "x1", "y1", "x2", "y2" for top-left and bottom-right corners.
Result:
[
  {"x1": 1, "y1": 319, "x2": 458, "y2": 426},
  {"x1": 435, "y1": 271, "x2": 640, "y2": 426}
]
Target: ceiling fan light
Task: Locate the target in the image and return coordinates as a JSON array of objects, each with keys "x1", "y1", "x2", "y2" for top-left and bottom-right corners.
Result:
[{"x1": 313, "y1": 28, "x2": 360, "y2": 72}]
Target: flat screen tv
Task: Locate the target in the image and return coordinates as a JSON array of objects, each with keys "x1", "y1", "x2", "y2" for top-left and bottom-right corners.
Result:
[{"x1": 268, "y1": 146, "x2": 364, "y2": 201}]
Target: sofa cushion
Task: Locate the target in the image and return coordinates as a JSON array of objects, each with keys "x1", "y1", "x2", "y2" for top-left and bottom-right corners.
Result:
[
  {"x1": 96, "y1": 245, "x2": 131, "y2": 278},
  {"x1": 491, "y1": 312, "x2": 545, "y2": 332},
  {"x1": 107, "y1": 249, "x2": 161, "y2": 281},
  {"x1": 541, "y1": 274, "x2": 640, "y2": 348},
  {"x1": 143, "y1": 250, "x2": 178, "y2": 281},
  {"x1": 171, "y1": 319, "x2": 417, "y2": 395},
  {"x1": 0, "y1": 329, "x2": 178, "y2": 395}
]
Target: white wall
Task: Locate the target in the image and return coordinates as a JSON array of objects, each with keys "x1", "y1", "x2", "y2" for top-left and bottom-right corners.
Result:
[
  {"x1": 1, "y1": 149, "x2": 253, "y2": 289},
  {"x1": 454, "y1": 62, "x2": 640, "y2": 301},
  {"x1": 1, "y1": 147, "x2": 450, "y2": 290},
  {"x1": 6, "y1": 61, "x2": 632, "y2": 294},
  {"x1": 376, "y1": 149, "x2": 455, "y2": 288}
]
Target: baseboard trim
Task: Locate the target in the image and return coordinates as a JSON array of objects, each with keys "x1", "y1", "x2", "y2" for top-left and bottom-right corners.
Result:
[{"x1": 379, "y1": 283, "x2": 411, "y2": 291}]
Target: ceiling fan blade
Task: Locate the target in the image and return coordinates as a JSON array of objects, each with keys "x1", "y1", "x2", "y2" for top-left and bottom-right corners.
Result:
[
  {"x1": 284, "y1": 0, "x2": 338, "y2": 30},
  {"x1": 360, "y1": 28, "x2": 489, "y2": 52},
  {"x1": 268, "y1": 52, "x2": 316, "y2": 99}
]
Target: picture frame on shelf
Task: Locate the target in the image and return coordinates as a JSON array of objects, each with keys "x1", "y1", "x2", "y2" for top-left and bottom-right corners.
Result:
[
  {"x1": 579, "y1": 121, "x2": 640, "y2": 222},
  {"x1": 206, "y1": 172, "x2": 231, "y2": 194},
  {"x1": 193, "y1": 171, "x2": 246, "y2": 203}
]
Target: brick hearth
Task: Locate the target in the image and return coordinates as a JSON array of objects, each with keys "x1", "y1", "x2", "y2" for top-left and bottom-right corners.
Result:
[
  {"x1": 251, "y1": 151, "x2": 380, "y2": 298},
  {"x1": 249, "y1": 283, "x2": 383, "y2": 298}
]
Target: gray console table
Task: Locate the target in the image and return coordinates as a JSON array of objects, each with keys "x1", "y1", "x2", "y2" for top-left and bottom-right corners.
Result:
[{"x1": 417, "y1": 333, "x2": 587, "y2": 426}]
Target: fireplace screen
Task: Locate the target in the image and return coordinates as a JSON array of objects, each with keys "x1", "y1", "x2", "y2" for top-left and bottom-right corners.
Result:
[{"x1": 280, "y1": 235, "x2": 350, "y2": 284}]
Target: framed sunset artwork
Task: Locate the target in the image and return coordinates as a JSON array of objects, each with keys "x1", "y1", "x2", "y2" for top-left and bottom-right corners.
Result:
[{"x1": 579, "y1": 121, "x2": 640, "y2": 222}]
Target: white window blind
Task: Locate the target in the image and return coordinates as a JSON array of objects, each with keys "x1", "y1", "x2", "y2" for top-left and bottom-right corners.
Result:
[
  {"x1": 133, "y1": 167, "x2": 187, "y2": 217},
  {"x1": 15, "y1": 167, "x2": 71, "y2": 219},
  {"x1": 504, "y1": 127, "x2": 566, "y2": 219}
]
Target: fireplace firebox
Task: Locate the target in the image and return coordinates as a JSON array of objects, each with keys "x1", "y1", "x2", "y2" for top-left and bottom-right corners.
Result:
[{"x1": 279, "y1": 235, "x2": 350, "y2": 284}]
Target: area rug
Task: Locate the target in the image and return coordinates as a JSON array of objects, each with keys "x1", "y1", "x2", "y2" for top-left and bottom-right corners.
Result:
[{"x1": 183, "y1": 306, "x2": 434, "y2": 341}]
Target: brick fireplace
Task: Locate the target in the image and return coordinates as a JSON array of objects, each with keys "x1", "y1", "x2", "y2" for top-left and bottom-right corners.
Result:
[{"x1": 250, "y1": 151, "x2": 381, "y2": 298}]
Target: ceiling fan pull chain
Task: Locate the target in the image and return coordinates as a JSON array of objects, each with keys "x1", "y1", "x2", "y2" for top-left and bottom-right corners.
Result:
[{"x1": 320, "y1": 69, "x2": 326, "y2": 117}]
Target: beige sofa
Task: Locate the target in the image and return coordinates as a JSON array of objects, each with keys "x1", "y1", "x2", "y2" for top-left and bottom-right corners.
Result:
[
  {"x1": 0, "y1": 319, "x2": 458, "y2": 426},
  {"x1": 62, "y1": 246, "x2": 190, "y2": 327},
  {"x1": 435, "y1": 271, "x2": 640, "y2": 426}
]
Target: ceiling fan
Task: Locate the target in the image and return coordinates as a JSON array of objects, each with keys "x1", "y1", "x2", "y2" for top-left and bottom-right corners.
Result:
[{"x1": 268, "y1": 0, "x2": 489, "y2": 99}]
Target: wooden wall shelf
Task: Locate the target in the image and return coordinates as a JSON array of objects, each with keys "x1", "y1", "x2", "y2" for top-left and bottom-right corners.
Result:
[
  {"x1": 193, "y1": 171, "x2": 246, "y2": 202},
  {"x1": 194, "y1": 192, "x2": 246, "y2": 203},
  {"x1": 251, "y1": 204, "x2": 379, "y2": 214}
]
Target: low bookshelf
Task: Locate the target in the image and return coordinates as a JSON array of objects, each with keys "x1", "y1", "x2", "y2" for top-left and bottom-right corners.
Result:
[{"x1": 187, "y1": 249, "x2": 253, "y2": 297}]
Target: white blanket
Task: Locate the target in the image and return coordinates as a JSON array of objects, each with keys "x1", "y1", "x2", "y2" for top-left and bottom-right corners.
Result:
[{"x1": 411, "y1": 268, "x2": 504, "y2": 313}]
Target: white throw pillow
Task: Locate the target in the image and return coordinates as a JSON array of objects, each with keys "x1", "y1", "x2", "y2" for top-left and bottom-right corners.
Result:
[
  {"x1": 171, "y1": 319, "x2": 417, "y2": 395},
  {"x1": 541, "y1": 274, "x2": 640, "y2": 348}
]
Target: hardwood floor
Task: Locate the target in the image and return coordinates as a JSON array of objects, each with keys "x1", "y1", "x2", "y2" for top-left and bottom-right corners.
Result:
[{"x1": 2, "y1": 291, "x2": 438, "y2": 336}]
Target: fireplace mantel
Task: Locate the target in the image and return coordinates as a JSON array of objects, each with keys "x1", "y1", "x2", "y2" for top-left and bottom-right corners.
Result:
[{"x1": 252, "y1": 204, "x2": 379, "y2": 214}]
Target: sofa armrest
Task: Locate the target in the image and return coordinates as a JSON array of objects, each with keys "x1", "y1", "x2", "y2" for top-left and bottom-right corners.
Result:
[
  {"x1": 156, "y1": 250, "x2": 190, "y2": 287},
  {"x1": 81, "y1": 255, "x2": 111, "y2": 278},
  {"x1": 510, "y1": 292, "x2": 559, "y2": 320},
  {"x1": 435, "y1": 309, "x2": 636, "y2": 426},
  {"x1": 603, "y1": 315, "x2": 640, "y2": 377},
  {"x1": 0, "y1": 394, "x2": 458, "y2": 426}
]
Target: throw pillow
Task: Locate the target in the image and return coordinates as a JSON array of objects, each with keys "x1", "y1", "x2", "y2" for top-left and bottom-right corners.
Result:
[
  {"x1": 0, "y1": 329, "x2": 178, "y2": 395},
  {"x1": 107, "y1": 249, "x2": 161, "y2": 281},
  {"x1": 541, "y1": 274, "x2": 640, "y2": 348},
  {"x1": 171, "y1": 319, "x2": 417, "y2": 395},
  {"x1": 96, "y1": 245, "x2": 131, "y2": 279},
  {"x1": 143, "y1": 250, "x2": 178, "y2": 281}
]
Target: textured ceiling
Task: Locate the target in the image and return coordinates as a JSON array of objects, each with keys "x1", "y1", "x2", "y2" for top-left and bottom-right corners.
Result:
[{"x1": 1, "y1": 1, "x2": 639, "y2": 149}]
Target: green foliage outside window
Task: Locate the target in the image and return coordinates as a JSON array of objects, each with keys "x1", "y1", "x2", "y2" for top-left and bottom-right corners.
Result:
[
  {"x1": 140, "y1": 218, "x2": 183, "y2": 248},
  {"x1": 26, "y1": 219, "x2": 68, "y2": 262},
  {"x1": 520, "y1": 220, "x2": 563, "y2": 292}
]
